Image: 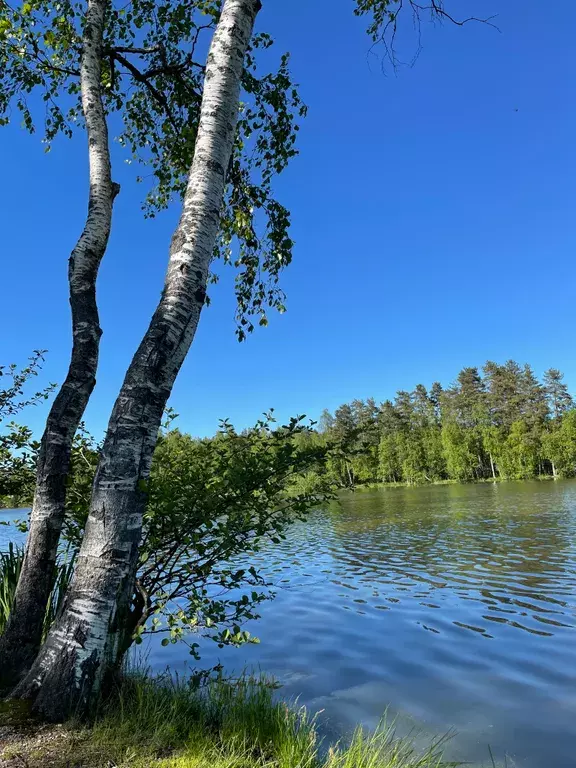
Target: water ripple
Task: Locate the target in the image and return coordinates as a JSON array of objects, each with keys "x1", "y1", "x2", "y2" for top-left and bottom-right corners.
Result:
[{"x1": 155, "y1": 481, "x2": 576, "y2": 767}]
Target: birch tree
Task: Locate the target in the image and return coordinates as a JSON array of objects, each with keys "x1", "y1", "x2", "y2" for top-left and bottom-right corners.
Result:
[
  {"x1": 0, "y1": 2, "x2": 210, "y2": 682},
  {"x1": 1, "y1": 0, "x2": 302, "y2": 686},
  {"x1": 11, "y1": 0, "x2": 276, "y2": 720}
]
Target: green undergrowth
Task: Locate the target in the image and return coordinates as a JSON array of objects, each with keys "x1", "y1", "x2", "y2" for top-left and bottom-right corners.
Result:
[
  {"x1": 352, "y1": 475, "x2": 557, "y2": 491},
  {"x1": 86, "y1": 672, "x2": 457, "y2": 768},
  {"x1": 0, "y1": 672, "x2": 462, "y2": 768},
  {"x1": 0, "y1": 543, "x2": 74, "y2": 638},
  {"x1": 0, "y1": 671, "x2": 510, "y2": 767}
]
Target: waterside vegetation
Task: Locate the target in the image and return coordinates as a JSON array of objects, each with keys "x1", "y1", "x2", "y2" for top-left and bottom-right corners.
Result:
[
  {"x1": 0, "y1": 672, "x2": 456, "y2": 768},
  {"x1": 304, "y1": 362, "x2": 576, "y2": 489}
]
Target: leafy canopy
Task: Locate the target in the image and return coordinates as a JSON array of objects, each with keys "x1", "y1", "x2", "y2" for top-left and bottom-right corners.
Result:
[
  {"x1": 0, "y1": 0, "x2": 306, "y2": 338},
  {"x1": 5, "y1": 403, "x2": 334, "y2": 661},
  {"x1": 0, "y1": 352, "x2": 54, "y2": 505}
]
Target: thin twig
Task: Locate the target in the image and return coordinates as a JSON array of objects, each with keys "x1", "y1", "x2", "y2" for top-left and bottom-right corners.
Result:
[{"x1": 112, "y1": 51, "x2": 179, "y2": 129}]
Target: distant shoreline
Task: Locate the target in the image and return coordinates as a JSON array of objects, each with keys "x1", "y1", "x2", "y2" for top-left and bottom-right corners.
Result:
[
  {"x1": 2, "y1": 475, "x2": 566, "y2": 509},
  {"x1": 344, "y1": 474, "x2": 559, "y2": 491}
]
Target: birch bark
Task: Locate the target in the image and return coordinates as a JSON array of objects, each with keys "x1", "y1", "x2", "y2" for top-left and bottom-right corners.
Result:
[
  {"x1": 12, "y1": 0, "x2": 261, "y2": 720},
  {"x1": 0, "y1": 0, "x2": 116, "y2": 689},
  {"x1": 490, "y1": 453, "x2": 496, "y2": 480}
]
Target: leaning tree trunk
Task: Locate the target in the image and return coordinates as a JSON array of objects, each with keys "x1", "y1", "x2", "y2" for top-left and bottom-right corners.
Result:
[
  {"x1": 0, "y1": 0, "x2": 117, "y2": 690},
  {"x1": 11, "y1": 0, "x2": 261, "y2": 721}
]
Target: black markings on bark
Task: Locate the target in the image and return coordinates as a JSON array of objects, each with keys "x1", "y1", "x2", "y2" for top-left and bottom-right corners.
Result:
[
  {"x1": 205, "y1": 157, "x2": 225, "y2": 175},
  {"x1": 73, "y1": 622, "x2": 89, "y2": 648},
  {"x1": 170, "y1": 230, "x2": 186, "y2": 255}
]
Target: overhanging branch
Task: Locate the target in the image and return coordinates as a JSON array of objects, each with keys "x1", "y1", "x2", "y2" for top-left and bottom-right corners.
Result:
[{"x1": 112, "y1": 50, "x2": 179, "y2": 130}]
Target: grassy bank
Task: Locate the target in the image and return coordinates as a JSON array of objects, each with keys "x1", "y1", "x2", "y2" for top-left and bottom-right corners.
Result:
[
  {"x1": 350, "y1": 475, "x2": 557, "y2": 491},
  {"x1": 0, "y1": 673, "x2": 455, "y2": 768}
]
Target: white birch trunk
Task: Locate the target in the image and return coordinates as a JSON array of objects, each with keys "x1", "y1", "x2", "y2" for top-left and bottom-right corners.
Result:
[
  {"x1": 12, "y1": 0, "x2": 261, "y2": 720},
  {"x1": 0, "y1": 0, "x2": 116, "y2": 690},
  {"x1": 489, "y1": 452, "x2": 496, "y2": 480}
]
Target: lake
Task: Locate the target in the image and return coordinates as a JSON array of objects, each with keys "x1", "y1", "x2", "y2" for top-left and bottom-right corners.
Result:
[{"x1": 3, "y1": 480, "x2": 576, "y2": 767}]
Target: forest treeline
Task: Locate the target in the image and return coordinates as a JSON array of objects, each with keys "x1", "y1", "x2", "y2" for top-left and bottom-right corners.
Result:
[{"x1": 300, "y1": 361, "x2": 576, "y2": 488}]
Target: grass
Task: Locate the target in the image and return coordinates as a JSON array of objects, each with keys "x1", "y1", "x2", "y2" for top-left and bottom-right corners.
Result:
[
  {"x1": 0, "y1": 671, "x2": 461, "y2": 768},
  {"x1": 0, "y1": 543, "x2": 75, "y2": 638},
  {"x1": 86, "y1": 671, "x2": 458, "y2": 768},
  {"x1": 0, "y1": 542, "x2": 23, "y2": 634},
  {"x1": 87, "y1": 671, "x2": 322, "y2": 768}
]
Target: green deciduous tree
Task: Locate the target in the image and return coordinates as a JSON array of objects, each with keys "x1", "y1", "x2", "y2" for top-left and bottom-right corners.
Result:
[
  {"x1": 1, "y1": 0, "x2": 306, "y2": 692},
  {"x1": 2, "y1": 411, "x2": 332, "y2": 669},
  {"x1": 498, "y1": 420, "x2": 541, "y2": 480},
  {"x1": 0, "y1": 354, "x2": 54, "y2": 508},
  {"x1": 542, "y1": 411, "x2": 576, "y2": 478},
  {"x1": 320, "y1": 361, "x2": 575, "y2": 488},
  {"x1": 441, "y1": 421, "x2": 476, "y2": 482}
]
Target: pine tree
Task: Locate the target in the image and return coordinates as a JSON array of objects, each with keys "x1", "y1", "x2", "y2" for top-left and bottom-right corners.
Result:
[
  {"x1": 484, "y1": 360, "x2": 524, "y2": 430},
  {"x1": 350, "y1": 399, "x2": 379, "y2": 482},
  {"x1": 429, "y1": 382, "x2": 444, "y2": 423},
  {"x1": 544, "y1": 369, "x2": 573, "y2": 420},
  {"x1": 330, "y1": 404, "x2": 358, "y2": 486},
  {"x1": 318, "y1": 409, "x2": 335, "y2": 434}
]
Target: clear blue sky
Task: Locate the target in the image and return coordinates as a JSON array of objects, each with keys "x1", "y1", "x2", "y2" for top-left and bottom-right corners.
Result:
[{"x1": 2, "y1": 0, "x2": 576, "y2": 439}]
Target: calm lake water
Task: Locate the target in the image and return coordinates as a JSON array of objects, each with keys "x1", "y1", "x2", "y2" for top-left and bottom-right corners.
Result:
[{"x1": 3, "y1": 481, "x2": 576, "y2": 767}]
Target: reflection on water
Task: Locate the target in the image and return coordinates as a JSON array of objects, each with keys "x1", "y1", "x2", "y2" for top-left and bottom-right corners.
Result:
[
  {"x1": 331, "y1": 483, "x2": 576, "y2": 640},
  {"x1": 4, "y1": 483, "x2": 576, "y2": 767},
  {"x1": 149, "y1": 480, "x2": 576, "y2": 768}
]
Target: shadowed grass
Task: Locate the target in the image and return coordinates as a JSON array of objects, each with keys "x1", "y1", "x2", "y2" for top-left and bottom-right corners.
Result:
[{"x1": 88, "y1": 672, "x2": 318, "y2": 768}]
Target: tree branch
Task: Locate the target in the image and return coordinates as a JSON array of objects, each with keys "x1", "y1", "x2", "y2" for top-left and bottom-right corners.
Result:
[
  {"x1": 112, "y1": 51, "x2": 179, "y2": 130},
  {"x1": 109, "y1": 45, "x2": 161, "y2": 55},
  {"x1": 411, "y1": 0, "x2": 499, "y2": 30}
]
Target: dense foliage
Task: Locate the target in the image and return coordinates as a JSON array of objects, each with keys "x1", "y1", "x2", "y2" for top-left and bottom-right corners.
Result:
[
  {"x1": 1, "y1": 365, "x2": 333, "y2": 661},
  {"x1": 0, "y1": 0, "x2": 306, "y2": 338},
  {"x1": 0, "y1": 352, "x2": 54, "y2": 507},
  {"x1": 314, "y1": 361, "x2": 576, "y2": 487},
  {"x1": 57, "y1": 413, "x2": 333, "y2": 661}
]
